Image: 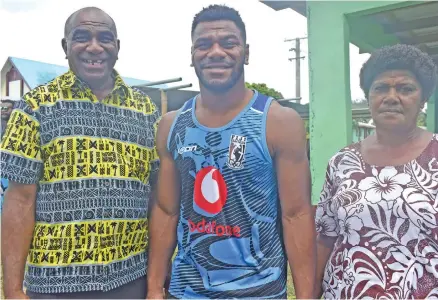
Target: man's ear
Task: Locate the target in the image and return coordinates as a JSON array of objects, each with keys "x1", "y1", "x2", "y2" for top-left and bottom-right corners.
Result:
[
  {"x1": 244, "y1": 44, "x2": 249, "y2": 65},
  {"x1": 62, "y1": 38, "x2": 67, "y2": 58},
  {"x1": 117, "y1": 39, "x2": 121, "y2": 60},
  {"x1": 190, "y1": 46, "x2": 194, "y2": 67}
]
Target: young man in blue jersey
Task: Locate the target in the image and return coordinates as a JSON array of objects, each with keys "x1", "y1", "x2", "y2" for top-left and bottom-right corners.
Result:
[{"x1": 147, "y1": 5, "x2": 316, "y2": 299}]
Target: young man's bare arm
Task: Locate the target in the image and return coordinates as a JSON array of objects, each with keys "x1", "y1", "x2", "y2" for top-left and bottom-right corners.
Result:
[
  {"x1": 267, "y1": 102, "x2": 316, "y2": 299},
  {"x1": 146, "y1": 111, "x2": 180, "y2": 299},
  {"x1": 2, "y1": 182, "x2": 37, "y2": 299}
]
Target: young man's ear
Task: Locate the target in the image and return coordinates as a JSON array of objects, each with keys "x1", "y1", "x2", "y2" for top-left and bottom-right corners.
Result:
[
  {"x1": 190, "y1": 46, "x2": 194, "y2": 67},
  {"x1": 62, "y1": 38, "x2": 67, "y2": 58},
  {"x1": 245, "y1": 44, "x2": 249, "y2": 65}
]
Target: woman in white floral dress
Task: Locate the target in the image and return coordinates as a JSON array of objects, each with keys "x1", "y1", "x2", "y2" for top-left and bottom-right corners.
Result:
[{"x1": 315, "y1": 44, "x2": 438, "y2": 299}]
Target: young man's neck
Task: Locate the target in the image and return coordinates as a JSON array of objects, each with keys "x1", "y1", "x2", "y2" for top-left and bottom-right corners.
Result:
[{"x1": 198, "y1": 78, "x2": 252, "y2": 113}]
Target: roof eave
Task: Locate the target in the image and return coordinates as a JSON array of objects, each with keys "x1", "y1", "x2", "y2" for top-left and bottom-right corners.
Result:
[
  {"x1": 7, "y1": 57, "x2": 32, "y2": 90},
  {"x1": 260, "y1": 1, "x2": 307, "y2": 17}
]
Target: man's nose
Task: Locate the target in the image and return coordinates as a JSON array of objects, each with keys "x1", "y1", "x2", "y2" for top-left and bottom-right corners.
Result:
[
  {"x1": 86, "y1": 38, "x2": 104, "y2": 54},
  {"x1": 207, "y1": 43, "x2": 226, "y2": 60}
]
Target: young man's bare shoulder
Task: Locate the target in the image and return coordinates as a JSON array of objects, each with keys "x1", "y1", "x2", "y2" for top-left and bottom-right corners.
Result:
[
  {"x1": 264, "y1": 101, "x2": 306, "y2": 157},
  {"x1": 160, "y1": 110, "x2": 178, "y2": 127},
  {"x1": 267, "y1": 101, "x2": 305, "y2": 137},
  {"x1": 156, "y1": 110, "x2": 179, "y2": 142}
]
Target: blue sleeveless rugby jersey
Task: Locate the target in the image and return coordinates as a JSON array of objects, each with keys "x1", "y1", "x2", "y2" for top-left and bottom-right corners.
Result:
[{"x1": 167, "y1": 91, "x2": 287, "y2": 299}]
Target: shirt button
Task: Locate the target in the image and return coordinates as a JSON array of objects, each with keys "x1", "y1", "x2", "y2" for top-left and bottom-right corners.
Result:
[{"x1": 105, "y1": 181, "x2": 110, "y2": 187}]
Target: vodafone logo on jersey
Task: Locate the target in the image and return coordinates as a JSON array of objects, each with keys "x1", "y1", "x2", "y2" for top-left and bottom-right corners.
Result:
[
  {"x1": 190, "y1": 166, "x2": 240, "y2": 237},
  {"x1": 194, "y1": 166, "x2": 227, "y2": 215}
]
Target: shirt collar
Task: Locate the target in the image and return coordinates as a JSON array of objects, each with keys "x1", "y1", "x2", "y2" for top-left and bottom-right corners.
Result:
[{"x1": 59, "y1": 69, "x2": 127, "y2": 92}]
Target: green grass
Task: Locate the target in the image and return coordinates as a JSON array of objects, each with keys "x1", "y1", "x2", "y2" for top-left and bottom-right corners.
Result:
[
  {"x1": 1, "y1": 263, "x2": 3, "y2": 299},
  {"x1": 0, "y1": 216, "x2": 3, "y2": 299},
  {"x1": 287, "y1": 267, "x2": 296, "y2": 299}
]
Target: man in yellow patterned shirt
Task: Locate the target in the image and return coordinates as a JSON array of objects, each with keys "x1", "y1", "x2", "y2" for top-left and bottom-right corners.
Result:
[{"x1": 1, "y1": 7, "x2": 159, "y2": 299}]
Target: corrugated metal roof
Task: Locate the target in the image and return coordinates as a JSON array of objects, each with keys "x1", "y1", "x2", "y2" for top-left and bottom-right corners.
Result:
[{"x1": 8, "y1": 57, "x2": 167, "y2": 89}]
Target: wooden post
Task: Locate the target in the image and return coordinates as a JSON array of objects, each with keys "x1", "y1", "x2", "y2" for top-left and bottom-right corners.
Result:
[
  {"x1": 158, "y1": 83, "x2": 192, "y2": 115},
  {"x1": 161, "y1": 90, "x2": 168, "y2": 116}
]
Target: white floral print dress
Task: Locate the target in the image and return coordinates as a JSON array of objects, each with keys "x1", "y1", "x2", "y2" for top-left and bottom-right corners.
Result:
[{"x1": 316, "y1": 134, "x2": 438, "y2": 299}]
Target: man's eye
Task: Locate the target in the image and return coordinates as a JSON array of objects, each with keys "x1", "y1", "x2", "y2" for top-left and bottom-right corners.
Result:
[
  {"x1": 73, "y1": 35, "x2": 88, "y2": 42},
  {"x1": 99, "y1": 34, "x2": 115, "y2": 43},
  {"x1": 222, "y1": 41, "x2": 236, "y2": 48},
  {"x1": 197, "y1": 44, "x2": 210, "y2": 50}
]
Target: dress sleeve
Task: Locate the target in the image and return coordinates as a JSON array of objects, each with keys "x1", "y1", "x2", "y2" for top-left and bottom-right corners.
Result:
[{"x1": 315, "y1": 155, "x2": 340, "y2": 237}]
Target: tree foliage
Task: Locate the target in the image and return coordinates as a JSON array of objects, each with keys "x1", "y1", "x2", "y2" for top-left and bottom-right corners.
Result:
[
  {"x1": 245, "y1": 82, "x2": 284, "y2": 99},
  {"x1": 417, "y1": 111, "x2": 427, "y2": 127},
  {"x1": 352, "y1": 98, "x2": 368, "y2": 109}
]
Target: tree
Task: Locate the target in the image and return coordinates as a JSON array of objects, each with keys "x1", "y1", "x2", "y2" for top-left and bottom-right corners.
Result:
[
  {"x1": 303, "y1": 120, "x2": 309, "y2": 139},
  {"x1": 417, "y1": 111, "x2": 427, "y2": 127},
  {"x1": 245, "y1": 82, "x2": 284, "y2": 99},
  {"x1": 352, "y1": 98, "x2": 368, "y2": 109}
]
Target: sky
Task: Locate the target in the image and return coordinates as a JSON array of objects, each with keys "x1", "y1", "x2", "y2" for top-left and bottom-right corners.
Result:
[{"x1": 0, "y1": 0, "x2": 370, "y2": 103}]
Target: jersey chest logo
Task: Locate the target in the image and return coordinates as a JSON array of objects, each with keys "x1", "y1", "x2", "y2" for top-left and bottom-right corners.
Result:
[
  {"x1": 227, "y1": 134, "x2": 247, "y2": 170},
  {"x1": 194, "y1": 166, "x2": 228, "y2": 216}
]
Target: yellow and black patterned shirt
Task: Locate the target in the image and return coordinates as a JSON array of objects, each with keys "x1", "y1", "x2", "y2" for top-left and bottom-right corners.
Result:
[{"x1": 0, "y1": 70, "x2": 160, "y2": 293}]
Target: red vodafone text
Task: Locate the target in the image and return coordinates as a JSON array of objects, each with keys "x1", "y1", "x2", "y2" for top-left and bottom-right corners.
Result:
[{"x1": 188, "y1": 218, "x2": 241, "y2": 237}]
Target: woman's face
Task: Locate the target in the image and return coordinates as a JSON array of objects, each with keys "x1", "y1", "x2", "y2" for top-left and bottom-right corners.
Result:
[{"x1": 368, "y1": 70, "x2": 425, "y2": 131}]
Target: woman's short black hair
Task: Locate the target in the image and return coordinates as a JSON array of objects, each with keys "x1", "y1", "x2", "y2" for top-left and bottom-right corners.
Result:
[{"x1": 360, "y1": 44, "x2": 437, "y2": 100}]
